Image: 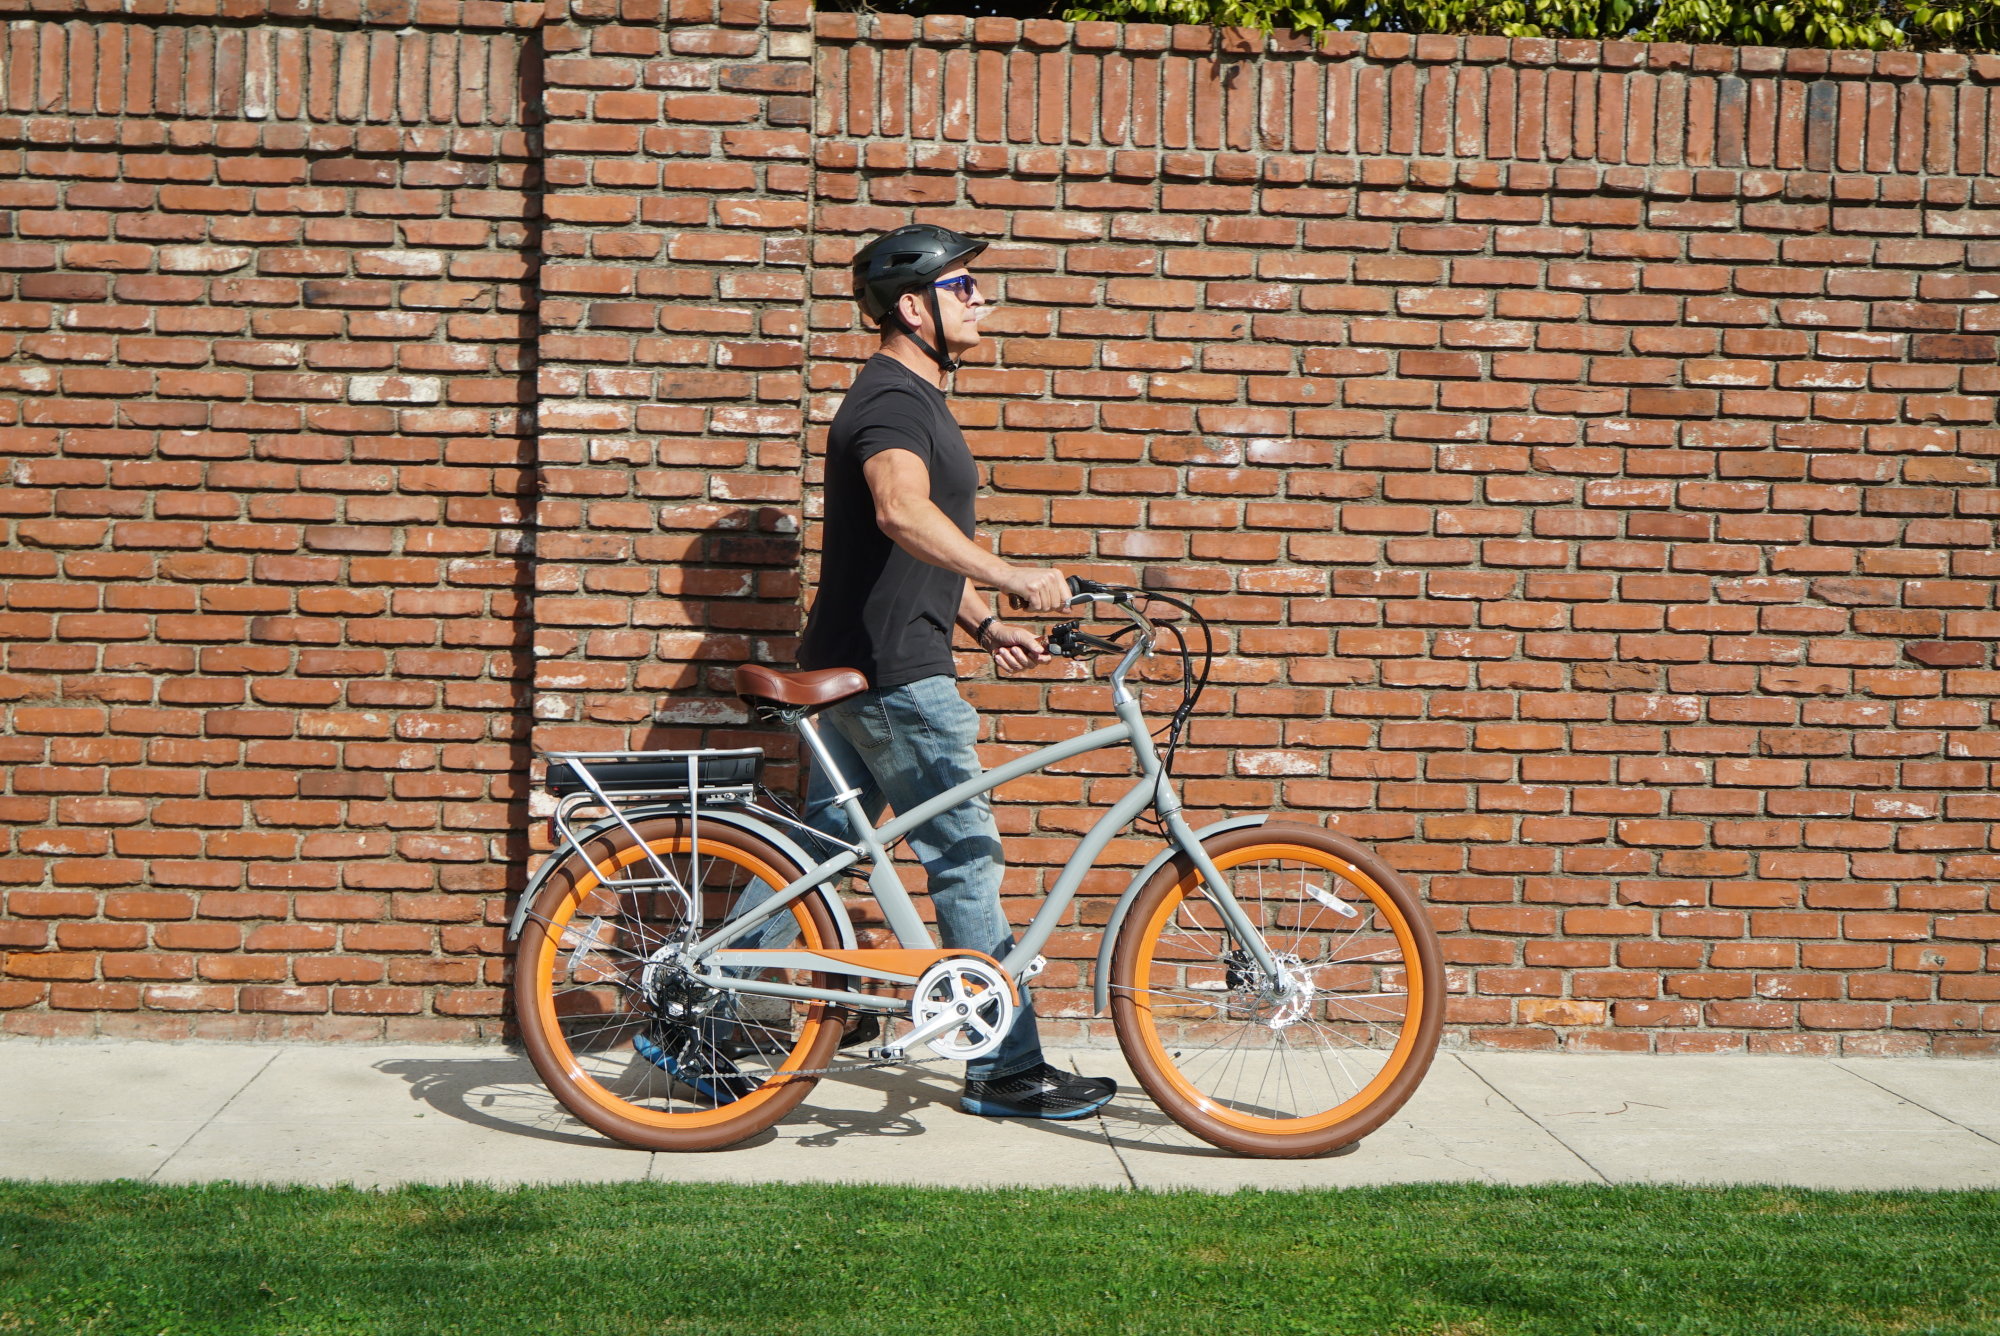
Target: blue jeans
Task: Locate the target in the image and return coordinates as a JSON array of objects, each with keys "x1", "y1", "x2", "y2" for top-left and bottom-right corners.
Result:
[{"x1": 731, "y1": 674, "x2": 1043, "y2": 1082}]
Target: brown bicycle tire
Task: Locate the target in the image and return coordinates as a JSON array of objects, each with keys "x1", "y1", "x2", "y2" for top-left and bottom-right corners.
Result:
[{"x1": 512, "y1": 815, "x2": 843, "y2": 1152}]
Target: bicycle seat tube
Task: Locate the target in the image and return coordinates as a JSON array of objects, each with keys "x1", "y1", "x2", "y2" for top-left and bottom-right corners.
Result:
[{"x1": 792, "y1": 710, "x2": 933, "y2": 947}]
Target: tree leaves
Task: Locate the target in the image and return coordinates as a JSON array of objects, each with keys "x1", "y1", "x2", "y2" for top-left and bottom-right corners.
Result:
[{"x1": 1061, "y1": 0, "x2": 1998, "y2": 49}]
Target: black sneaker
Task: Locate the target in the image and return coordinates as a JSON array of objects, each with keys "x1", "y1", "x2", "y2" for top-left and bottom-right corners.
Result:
[
  {"x1": 839, "y1": 1011, "x2": 881, "y2": 1051},
  {"x1": 960, "y1": 1062, "x2": 1117, "y2": 1120}
]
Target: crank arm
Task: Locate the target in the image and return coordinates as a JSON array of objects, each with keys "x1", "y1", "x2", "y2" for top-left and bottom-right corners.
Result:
[{"x1": 893, "y1": 999, "x2": 993, "y2": 1055}]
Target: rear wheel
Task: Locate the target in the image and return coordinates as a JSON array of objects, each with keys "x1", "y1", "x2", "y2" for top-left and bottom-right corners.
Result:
[
  {"x1": 513, "y1": 815, "x2": 843, "y2": 1152},
  {"x1": 1109, "y1": 824, "x2": 1443, "y2": 1158}
]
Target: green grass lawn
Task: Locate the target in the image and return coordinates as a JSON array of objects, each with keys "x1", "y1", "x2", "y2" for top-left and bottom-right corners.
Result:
[{"x1": 1, "y1": 1180, "x2": 1995, "y2": 1335}]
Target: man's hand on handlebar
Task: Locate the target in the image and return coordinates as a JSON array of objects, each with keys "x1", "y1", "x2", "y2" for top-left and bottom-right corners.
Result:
[
  {"x1": 983, "y1": 620, "x2": 1051, "y2": 674},
  {"x1": 1067, "y1": 576, "x2": 1183, "y2": 622},
  {"x1": 1001, "y1": 565, "x2": 1070, "y2": 614}
]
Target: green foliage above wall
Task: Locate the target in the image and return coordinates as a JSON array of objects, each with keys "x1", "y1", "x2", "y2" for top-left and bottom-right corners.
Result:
[
  {"x1": 1063, "y1": 0, "x2": 1999, "y2": 47},
  {"x1": 814, "y1": 0, "x2": 2000, "y2": 49}
]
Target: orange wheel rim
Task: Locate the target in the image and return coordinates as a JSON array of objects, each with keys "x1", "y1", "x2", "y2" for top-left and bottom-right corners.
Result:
[
  {"x1": 533, "y1": 837, "x2": 828, "y2": 1130},
  {"x1": 1128, "y1": 842, "x2": 1427, "y2": 1136}
]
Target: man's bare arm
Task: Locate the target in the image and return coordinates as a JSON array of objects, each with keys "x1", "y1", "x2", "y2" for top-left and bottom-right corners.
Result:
[
  {"x1": 957, "y1": 583, "x2": 994, "y2": 637},
  {"x1": 863, "y1": 449, "x2": 1068, "y2": 612}
]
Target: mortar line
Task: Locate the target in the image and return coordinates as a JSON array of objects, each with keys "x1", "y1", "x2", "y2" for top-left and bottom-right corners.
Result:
[
  {"x1": 1837, "y1": 1061, "x2": 2000, "y2": 1149},
  {"x1": 147, "y1": 1047, "x2": 283, "y2": 1184},
  {"x1": 1456, "y1": 1053, "x2": 1612, "y2": 1186}
]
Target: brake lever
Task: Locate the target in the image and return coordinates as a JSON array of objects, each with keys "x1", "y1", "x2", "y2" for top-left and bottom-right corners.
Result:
[{"x1": 1046, "y1": 621, "x2": 1127, "y2": 658}]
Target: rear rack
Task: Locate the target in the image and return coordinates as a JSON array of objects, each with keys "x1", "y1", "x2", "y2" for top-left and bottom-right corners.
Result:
[{"x1": 539, "y1": 748, "x2": 764, "y2": 898}]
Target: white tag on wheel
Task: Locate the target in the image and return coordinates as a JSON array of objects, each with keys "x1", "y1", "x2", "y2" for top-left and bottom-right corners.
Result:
[
  {"x1": 1306, "y1": 883, "x2": 1361, "y2": 920},
  {"x1": 566, "y1": 916, "x2": 610, "y2": 972}
]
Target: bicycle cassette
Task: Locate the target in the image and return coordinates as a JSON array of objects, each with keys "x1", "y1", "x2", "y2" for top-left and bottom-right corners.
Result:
[{"x1": 901, "y1": 956, "x2": 1017, "y2": 1062}]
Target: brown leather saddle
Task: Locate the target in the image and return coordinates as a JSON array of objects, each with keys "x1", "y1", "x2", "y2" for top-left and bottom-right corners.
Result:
[{"x1": 733, "y1": 664, "x2": 869, "y2": 713}]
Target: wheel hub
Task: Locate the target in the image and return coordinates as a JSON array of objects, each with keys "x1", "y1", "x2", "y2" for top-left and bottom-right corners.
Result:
[
  {"x1": 641, "y1": 947, "x2": 724, "y2": 1024},
  {"x1": 1261, "y1": 953, "x2": 1317, "y2": 1030}
]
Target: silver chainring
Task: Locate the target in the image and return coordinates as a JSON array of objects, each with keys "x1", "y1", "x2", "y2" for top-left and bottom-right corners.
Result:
[{"x1": 907, "y1": 957, "x2": 1016, "y2": 1061}]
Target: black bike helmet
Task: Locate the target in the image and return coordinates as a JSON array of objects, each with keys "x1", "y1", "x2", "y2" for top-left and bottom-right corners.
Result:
[{"x1": 852, "y1": 223, "x2": 989, "y2": 373}]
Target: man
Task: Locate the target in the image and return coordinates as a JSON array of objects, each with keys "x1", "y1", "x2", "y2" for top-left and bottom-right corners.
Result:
[{"x1": 787, "y1": 223, "x2": 1117, "y2": 1120}]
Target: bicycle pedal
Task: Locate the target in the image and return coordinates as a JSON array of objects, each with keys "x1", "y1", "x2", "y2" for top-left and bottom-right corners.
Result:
[{"x1": 866, "y1": 1046, "x2": 906, "y2": 1063}]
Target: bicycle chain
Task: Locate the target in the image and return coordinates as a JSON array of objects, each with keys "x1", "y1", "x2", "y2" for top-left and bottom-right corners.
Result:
[
  {"x1": 773, "y1": 1051, "x2": 953, "y2": 1080},
  {"x1": 737, "y1": 959, "x2": 1040, "y2": 1080},
  {"x1": 728, "y1": 1011, "x2": 957, "y2": 1081}
]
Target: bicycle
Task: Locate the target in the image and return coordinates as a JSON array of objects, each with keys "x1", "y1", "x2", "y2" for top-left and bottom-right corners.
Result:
[{"x1": 509, "y1": 578, "x2": 1444, "y2": 1158}]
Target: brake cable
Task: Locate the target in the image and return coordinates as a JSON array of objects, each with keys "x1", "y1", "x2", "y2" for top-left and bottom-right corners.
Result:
[
  {"x1": 1134, "y1": 589, "x2": 1212, "y2": 836},
  {"x1": 1050, "y1": 582, "x2": 1214, "y2": 837}
]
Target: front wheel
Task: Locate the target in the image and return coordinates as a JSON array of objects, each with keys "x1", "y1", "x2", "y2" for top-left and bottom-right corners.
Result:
[{"x1": 1109, "y1": 824, "x2": 1443, "y2": 1158}]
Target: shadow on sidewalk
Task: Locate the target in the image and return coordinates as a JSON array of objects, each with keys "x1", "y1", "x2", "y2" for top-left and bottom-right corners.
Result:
[
  {"x1": 372, "y1": 1052, "x2": 1250, "y2": 1160},
  {"x1": 373, "y1": 1055, "x2": 623, "y2": 1152}
]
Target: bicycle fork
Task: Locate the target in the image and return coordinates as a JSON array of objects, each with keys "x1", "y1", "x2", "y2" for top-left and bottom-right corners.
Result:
[{"x1": 1112, "y1": 697, "x2": 1344, "y2": 989}]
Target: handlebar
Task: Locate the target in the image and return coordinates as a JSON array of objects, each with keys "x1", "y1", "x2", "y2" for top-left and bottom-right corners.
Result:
[
  {"x1": 1048, "y1": 576, "x2": 1212, "y2": 765},
  {"x1": 1046, "y1": 577, "x2": 1154, "y2": 661},
  {"x1": 1045, "y1": 620, "x2": 1127, "y2": 659}
]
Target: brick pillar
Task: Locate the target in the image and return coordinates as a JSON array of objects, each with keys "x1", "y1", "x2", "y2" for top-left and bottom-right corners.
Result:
[
  {"x1": 531, "y1": 0, "x2": 815, "y2": 807},
  {"x1": 0, "y1": 5, "x2": 539, "y2": 1040}
]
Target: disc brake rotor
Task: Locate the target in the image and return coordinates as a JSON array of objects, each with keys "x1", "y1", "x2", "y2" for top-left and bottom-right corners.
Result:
[{"x1": 1264, "y1": 953, "x2": 1317, "y2": 1030}]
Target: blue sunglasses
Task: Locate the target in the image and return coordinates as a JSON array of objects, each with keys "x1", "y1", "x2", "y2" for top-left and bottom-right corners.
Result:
[{"x1": 932, "y1": 275, "x2": 982, "y2": 302}]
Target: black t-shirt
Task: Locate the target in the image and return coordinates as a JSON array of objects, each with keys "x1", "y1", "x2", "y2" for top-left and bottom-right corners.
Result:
[{"x1": 800, "y1": 355, "x2": 979, "y2": 688}]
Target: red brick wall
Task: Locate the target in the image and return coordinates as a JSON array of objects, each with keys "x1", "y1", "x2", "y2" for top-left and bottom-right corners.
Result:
[
  {"x1": 530, "y1": 0, "x2": 814, "y2": 795},
  {"x1": 2, "y1": 4, "x2": 1996, "y2": 1053},
  {"x1": 0, "y1": 0, "x2": 540, "y2": 1040},
  {"x1": 806, "y1": 19, "x2": 2000, "y2": 1057}
]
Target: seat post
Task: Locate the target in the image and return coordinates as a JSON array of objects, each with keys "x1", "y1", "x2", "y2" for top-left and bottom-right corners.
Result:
[{"x1": 795, "y1": 713, "x2": 864, "y2": 809}]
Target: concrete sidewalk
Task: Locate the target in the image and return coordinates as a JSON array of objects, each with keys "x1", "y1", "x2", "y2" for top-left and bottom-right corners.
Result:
[{"x1": 3, "y1": 1039, "x2": 1997, "y2": 1192}]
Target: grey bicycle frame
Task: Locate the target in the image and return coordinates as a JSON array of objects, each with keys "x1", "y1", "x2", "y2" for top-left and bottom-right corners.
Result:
[{"x1": 684, "y1": 595, "x2": 1284, "y2": 1011}]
